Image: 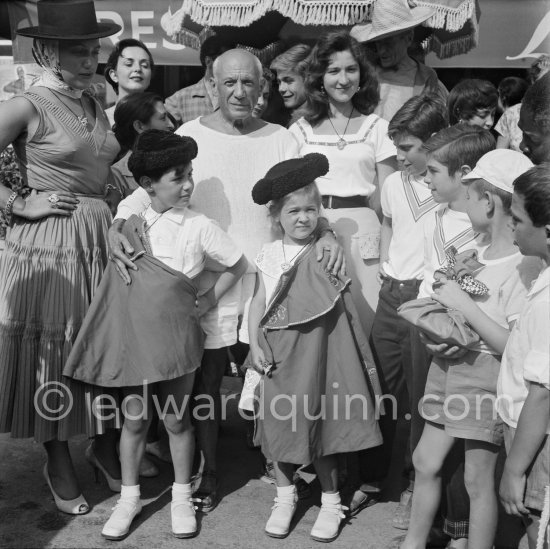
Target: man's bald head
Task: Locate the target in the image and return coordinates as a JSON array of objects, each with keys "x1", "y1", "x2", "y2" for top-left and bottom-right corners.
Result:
[
  {"x1": 212, "y1": 49, "x2": 263, "y2": 82},
  {"x1": 211, "y1": 49, "x2": 264, "y2": 124}
]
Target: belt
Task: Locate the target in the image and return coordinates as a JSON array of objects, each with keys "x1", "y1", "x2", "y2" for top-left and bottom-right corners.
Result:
[
  {"x1": 321, "y1": 195, "x2": 367, "y2": 209},
  {"x1": 382, "y1": 274, "x2": 422, "y2": 291}
]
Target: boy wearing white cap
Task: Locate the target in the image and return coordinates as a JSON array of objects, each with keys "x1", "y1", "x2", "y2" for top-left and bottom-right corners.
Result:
[{"x1": 399, "y1": 149, "x2": 543, "y2": 549}]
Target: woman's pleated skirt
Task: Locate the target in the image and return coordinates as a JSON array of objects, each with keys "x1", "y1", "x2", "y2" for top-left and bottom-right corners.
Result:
[{"x1": 0, "y1": 197, "x2": 113, "y2": 442}]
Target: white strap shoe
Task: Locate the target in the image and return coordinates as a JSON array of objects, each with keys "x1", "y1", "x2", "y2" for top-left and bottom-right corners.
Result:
[
  {"x1": 101, "y1": 497, "x2": 142, "y2": 540},
  {"x1": 265, "y1": 495, "x2": 298, "y2": 539},
  {"x1": 171, "y1": 497, "x2": 197, "y2": 538},
  {"x1": 310, "y1": 502, "x2": 348, "y2": 543}
]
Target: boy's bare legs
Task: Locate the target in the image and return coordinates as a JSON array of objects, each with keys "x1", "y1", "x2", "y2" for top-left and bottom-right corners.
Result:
[
  {"x1": 119, "y1": 390, "x2": 151, "y2": 487},
  {"x1": 464, "y1": 440, "x2": 499, "y2": 549},
  {"x1": 401, "y1": 423, "x2": 455, "y2": 549},
  {"x1": 157, "y1": 373, "x2": 196, "y2": 484}
]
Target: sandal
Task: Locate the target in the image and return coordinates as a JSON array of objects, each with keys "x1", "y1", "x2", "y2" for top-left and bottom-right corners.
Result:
[
  {"x1": 392, "y1": 487, "x2": 413, "y2": 529},
  {"x1": 193, "y1": 471, "x2": 218, "y2": 513},
  {"x1": 349, "y1": 486, "x2": 381, "y2": 516}
]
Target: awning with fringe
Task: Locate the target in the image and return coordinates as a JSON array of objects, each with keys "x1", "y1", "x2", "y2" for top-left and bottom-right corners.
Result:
[
  {"x1": 166, "y1": 0, "x2": 474, "y2": 29},
  {"x1": 162, "y1": 0, "x2": 478, "y2": 59}
]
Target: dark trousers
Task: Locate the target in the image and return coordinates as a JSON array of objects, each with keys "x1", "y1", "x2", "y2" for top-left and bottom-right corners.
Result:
[{"x1": 358, "y1": 277, "x2": 421, "y2": 484}]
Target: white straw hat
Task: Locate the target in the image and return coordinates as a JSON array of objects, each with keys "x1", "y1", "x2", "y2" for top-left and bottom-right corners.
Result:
[{"x1": 350, "y1": 0, "x2": 435, "y2": 43}]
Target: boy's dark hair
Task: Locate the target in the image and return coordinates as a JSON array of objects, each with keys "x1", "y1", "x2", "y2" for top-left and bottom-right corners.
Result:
[
  {"x1": 513, "y1": 163, "x2": 550, "y2": 227},
  {"x1": 448, "y1": 79, "x2": 498, "y2": 125},
  {"x1": 522, "y1": 73, "x2": 550, "y2": 135},
  {"x1": 104, "y1": 39, "x2": 155, "y2": 94},
  {"x1": 497, "y1": 77, "x2": 529, "y2": 109},
  {"x1": 199, "y1": 35, "x2": 235, "y2": 68},
  {"x1": 423, "y1": 125, "x2": 496, "y2": 175},
  {"x1": 388, "y1": 94, "x2": 448, "y2": 143},
  {"x1": 113, "y1": 92, "x2": 164, "y2": 152},
  {"x1": 304, "y1": 30, "x2": 379, "y2": 125},
  {"x1": 128, "y1": 130, "x2": 198, "y2": 184},
  {"x1": 468, "y1": 179, "x2": 512, "y2": 215}
]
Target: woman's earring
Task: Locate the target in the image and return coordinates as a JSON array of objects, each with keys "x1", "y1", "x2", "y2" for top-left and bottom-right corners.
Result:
[{"x1": 320, "y1": 85, "x2": 326, "y2": 96}]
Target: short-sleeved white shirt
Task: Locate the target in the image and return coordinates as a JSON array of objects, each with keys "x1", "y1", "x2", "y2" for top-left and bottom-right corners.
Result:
[
  {"x1": 468, "y1": 252, "x2": 544, "y2": 354},
  {"x1": 418, "y1": 206, "x2": 487, "y2": 299},
  {"x1": 497, "y1": 267, "x2": 550, "y2": 432},
  {"x1": 142, "y1": 206, "x2": 242, "y2": 279},
  {"x1": 289, "y1": 115, "x2": 396, "y2": 197},
  {"x1": 381, "y1": 171, "x2": 437, "y2": 280}
]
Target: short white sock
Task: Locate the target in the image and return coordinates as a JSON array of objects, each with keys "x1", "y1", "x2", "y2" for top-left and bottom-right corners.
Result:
[
  {"x1": 120, "y1": 484, "x2": 140, "y2": 499},
  {"x1": 276, "y1": 484, "x2": 296, "y2": 498},
  {"x1": 321, "y1": 491, "x2": 340, "y2": 505},
  {"x1": 172, "y1": 482, "x2": 192, "y2": 497}
]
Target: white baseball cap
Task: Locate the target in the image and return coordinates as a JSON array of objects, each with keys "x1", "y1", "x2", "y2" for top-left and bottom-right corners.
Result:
[{"x1": 462, "y1": 149, "x2": 534, "y2": 193}]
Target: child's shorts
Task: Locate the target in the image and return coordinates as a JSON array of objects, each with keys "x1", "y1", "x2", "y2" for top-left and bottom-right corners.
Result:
[
  {"x1": 422, "y1": 350, "x2": 504, "y2": 445},
  {"x1": 504, "y1": 424, "x2": 550, "y2": 512}
]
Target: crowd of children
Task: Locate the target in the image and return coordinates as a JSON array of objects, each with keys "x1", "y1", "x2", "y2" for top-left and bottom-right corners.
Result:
[{"x1": 73, "y1": 74, "x2": 548, "y2": 547}]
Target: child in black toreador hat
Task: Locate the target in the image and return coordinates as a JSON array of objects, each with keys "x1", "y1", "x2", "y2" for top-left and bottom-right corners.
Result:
[
  {"x1": 64, "y1": 129, "x2": 247, "y2": 540},
  {"x1": 248, "y1": 153, "x2": 383, "y2": 543}
]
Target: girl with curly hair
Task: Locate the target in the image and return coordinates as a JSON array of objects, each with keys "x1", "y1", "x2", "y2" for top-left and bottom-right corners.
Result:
[{"x1": 289, "y1": 30, "x2": 397, "y2": 333}]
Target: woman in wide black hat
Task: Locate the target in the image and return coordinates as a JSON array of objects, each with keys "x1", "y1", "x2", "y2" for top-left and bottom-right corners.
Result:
[{"x1": 0, "y1": 0, "x2": 121, "y2": 514}]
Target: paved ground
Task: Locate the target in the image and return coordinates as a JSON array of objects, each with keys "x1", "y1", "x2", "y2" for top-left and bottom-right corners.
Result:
[{"x1": 0, "y1": 379, "x2": 529, "y2": 549}]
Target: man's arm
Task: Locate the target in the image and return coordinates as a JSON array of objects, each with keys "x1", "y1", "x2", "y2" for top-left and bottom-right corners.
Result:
[{"x1": 108, "y1": 187, "x2": 151, "y2": 283}]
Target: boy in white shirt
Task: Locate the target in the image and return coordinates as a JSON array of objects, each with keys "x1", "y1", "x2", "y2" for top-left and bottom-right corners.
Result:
[
  {"x1": 352, "y1": 94, "x2": 447, "y2": 516},
  {"x1": 497, "y1": 165, "x2": 550, "y2": 549},
  {"x1": 398, "y1": 125, "x2": 495, "y2": 542},
  {"x1": 400, "y1": 149, "x2": 540, "y2": 549}
]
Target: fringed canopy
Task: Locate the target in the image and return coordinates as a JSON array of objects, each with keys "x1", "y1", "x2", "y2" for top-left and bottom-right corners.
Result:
[
  {"x1": 161, "y1": 0, "x2": 479, "y2": 60},
  {"x1": 168, "y1": 0, "x2": 376, "y2": 29}
]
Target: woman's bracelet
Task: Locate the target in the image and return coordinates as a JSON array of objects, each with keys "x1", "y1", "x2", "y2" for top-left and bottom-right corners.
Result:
[{"x1": 4, "y1": 191, "x2": 18, "y2": 225}]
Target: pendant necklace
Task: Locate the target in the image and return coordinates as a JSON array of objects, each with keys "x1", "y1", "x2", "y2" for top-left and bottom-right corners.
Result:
[
  {"x1": 281, "y1": 238, "x2": 311, "y2": 272},
  {"x1": 53, "y1": 91, "x2": 90, "y2": 130},
  {"x1": 328, "y1": 107, "x2": 354, "y2": 150}
]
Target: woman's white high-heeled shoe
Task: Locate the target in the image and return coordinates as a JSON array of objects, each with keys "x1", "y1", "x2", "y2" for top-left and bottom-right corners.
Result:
[
  {"x1": 85, "y1": 444, "x2": 122, "y2": 492},
  {"x1": 43, "y1": 463, "x2": 89, "y2": 515}
]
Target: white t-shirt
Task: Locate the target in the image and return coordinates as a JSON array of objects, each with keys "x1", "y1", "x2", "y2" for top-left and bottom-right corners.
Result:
[
  {"x1": 497, "y1": 266, "x2": 550, "y2": 432},
  {"x1": 289, "y1": 115, "x2": 395, "y2": 197},
  {"x1": 418, "y1": 206, "x2": 486, "y2": 298},
  {"x1": 468, "y1": 251, "x2": 544, "y2": 354},
  {"x1": 115, "y1": 118, "x2": 300, "y2": 268},
  {"x1": 142, "y1": 206, "x2": 242, "y2": 279},
  {"x1": 381, "y1": 171, "x2": 437, "y2": 280}
]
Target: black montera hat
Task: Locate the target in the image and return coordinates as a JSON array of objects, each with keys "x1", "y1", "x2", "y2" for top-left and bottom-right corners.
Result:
[
  {"x1": 252, "y1": 153, "x2": 329, "y2": 205},
  {"x1": 16, "y1": 0, "x2": 121, "y2": 40},
  {"x1": 128, "y1": 130, "x2": 198, "y2": 181}
]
